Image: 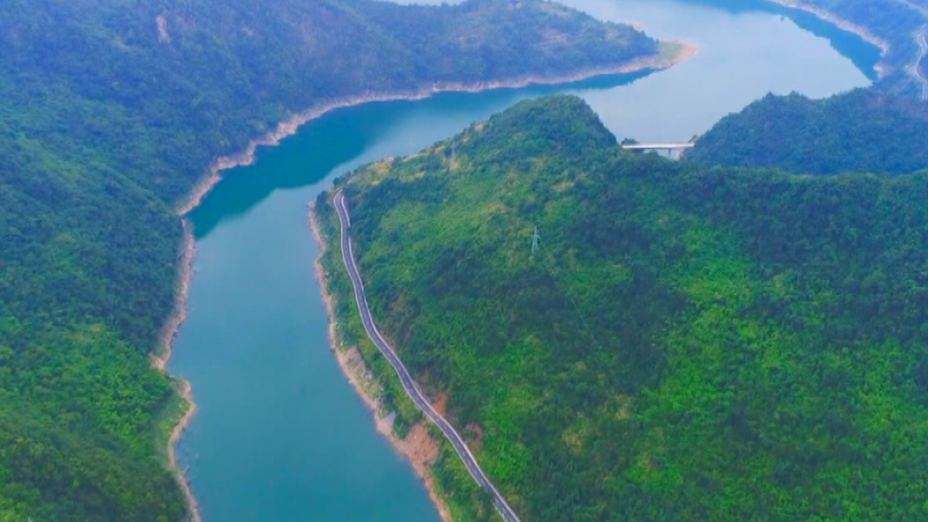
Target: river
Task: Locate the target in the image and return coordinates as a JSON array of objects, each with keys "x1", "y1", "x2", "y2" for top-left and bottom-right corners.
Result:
[{"x1": 167, "y1": 1, "x2": 875, "y2": 520}]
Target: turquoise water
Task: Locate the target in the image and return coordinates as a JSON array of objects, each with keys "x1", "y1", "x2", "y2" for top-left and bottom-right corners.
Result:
[{"x1": 168, "y1": 1, "x2": 875, "y2": 521}]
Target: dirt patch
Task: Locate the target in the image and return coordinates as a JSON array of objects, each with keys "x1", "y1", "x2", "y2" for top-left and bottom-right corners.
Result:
[
  {"x1": 432, "y1": 393, "x2": 449, "y2": 418},
  {"x1": 396, "y1": 423, "x2": 442, "y2": 471},
  {"x1": 464, "y1": 423, "x2": 485, "y2": 452}
]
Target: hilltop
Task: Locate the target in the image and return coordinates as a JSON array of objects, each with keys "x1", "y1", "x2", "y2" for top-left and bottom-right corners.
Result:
[
  {"x1": 317, "y1": 95, "x2": 928, "y2": 521},
  {"x1": 687, "y1": 89, "x2": 928, "y2": 174}
]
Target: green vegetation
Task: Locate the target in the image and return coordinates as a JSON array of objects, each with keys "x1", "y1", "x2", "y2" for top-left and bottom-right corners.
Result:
[
  {"x1": 321, "y1": 95, "x2": 928, "y2": 521},
  {"x1": 315, "y1": 202, "x2": 495, "y2": 522},
  {"x1": 0, "y1": 2, "x2": 667, "y2": 519},
  {"x1": 688, "y1": 89, "x2": 928, "y2": 174}
]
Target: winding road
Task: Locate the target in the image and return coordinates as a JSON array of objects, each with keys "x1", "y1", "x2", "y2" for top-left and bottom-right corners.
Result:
[
  {"x1": 333, "y1": 191, "x2": 523, "y2": 522},
  {"x1": 912, "y1": 25, "x2": 928, "y2": 100},
  {"x1": 885, "y1": 0, "x2": 928, "y2": 99},
  {"x1": 789, "y1": 0, "x2": 928, "y2": 99}
]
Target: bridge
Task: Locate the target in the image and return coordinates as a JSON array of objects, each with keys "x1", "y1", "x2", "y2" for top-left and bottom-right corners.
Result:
[{"x1": 622, "y1": 142, "x2": 695, "y2": 159}]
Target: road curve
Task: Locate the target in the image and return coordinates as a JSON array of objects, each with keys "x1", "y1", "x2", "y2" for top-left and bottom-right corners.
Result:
[
  {"x1": 891, "y1": 0, "x2": 928, "y2": 100},
  {"x1": 333, "y1": 191, "x2": 523, "y2": 522},
  {"x1": 912, "y1": 25, "x2": 928, "y2": 101}
]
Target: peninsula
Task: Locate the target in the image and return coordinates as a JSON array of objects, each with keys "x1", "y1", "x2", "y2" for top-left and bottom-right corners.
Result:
[{"x1": 314, "y1": 95, "x2": 928, "y2": 522}]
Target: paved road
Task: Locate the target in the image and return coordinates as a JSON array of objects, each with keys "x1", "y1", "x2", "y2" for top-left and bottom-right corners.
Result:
[
  {"x1": 912, "y1": 25, "x2": 928, "y2": 100},
  {"x1": 793, "y1": 0, "x2": 928, "y2": 99},
  {"x1": 883, "y1": 0, "x2": 928, "y2": 99},
  {"x1": 334, "y1": 191, "x2": 523, "y2": 522},
  {"x1": 895, "y1": 0, "x2": 928, "y2": 18}
]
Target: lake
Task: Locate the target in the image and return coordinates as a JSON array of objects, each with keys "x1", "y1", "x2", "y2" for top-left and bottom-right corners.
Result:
[{"x1": 167, "y1": 1, "x2": 875, "y2": 520}]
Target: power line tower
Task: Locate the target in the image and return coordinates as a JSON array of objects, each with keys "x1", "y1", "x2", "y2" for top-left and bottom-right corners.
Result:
[{"x1": 531, "y1": 226, "x2": 540, "y2": 258}]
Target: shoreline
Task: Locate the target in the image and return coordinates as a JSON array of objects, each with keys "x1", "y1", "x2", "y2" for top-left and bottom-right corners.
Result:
[
  {"x1": 151, "y1": 219, "x2": 202, "y2": 522},
  {"x1": 762, "y1": 0, "x2": 891, "y2": 78},
  {"x1": 153, "y1": 5, "x2": 909, "y2": 516},
  {"x1": 309, "y1": 203, "x2": 453, "y2": 522},
  {"x1": 176, "y1": 45, "x2": 695, "y2": 216},
  {"x1": 161, "y1": 46, "x2": 696, "y2": 522}
]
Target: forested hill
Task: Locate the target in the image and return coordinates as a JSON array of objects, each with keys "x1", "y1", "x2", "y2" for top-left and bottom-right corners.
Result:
[
  {"x1": 687, "y1": 89, "x2": 928, "y2": 175},
  {"x1": 0, "y1": 2, "x2": 670, "y2": 521},
  {"x1": 322, "y1": 95, "x2": 928, "y2": 522}
]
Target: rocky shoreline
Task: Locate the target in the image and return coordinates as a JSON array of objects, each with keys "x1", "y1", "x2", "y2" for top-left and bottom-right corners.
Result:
[{"x1": 151, "y1": 218, "x2": 202, "y2": 522}]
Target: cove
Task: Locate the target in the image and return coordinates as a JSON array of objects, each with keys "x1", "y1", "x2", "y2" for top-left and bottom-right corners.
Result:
[{"x1": 167, "y1": 1, "x2": 875, "y2": 521}]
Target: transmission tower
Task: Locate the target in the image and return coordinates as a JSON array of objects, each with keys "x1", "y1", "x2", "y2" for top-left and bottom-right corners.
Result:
[{"x1": 531, "y1": 226, "x2": 540, "y2": 258}]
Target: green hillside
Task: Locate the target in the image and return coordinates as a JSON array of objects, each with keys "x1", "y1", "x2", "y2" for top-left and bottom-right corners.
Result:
[
  {"x1": 0, "y1": 2, "x2": 669, "y2": 520},
  {"x1": 317, "y1": 95, "x2": 928, "y2": 522},
  {"x1": 688, "y1": 89, "x2": 928, "y2": 174}
]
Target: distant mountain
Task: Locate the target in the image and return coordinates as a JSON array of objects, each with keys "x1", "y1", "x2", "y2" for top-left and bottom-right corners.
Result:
[
  {"x1": 687, "y1": 89, "x2": 928, "y2": 174},
  {"x1": 0, "y1": 2, "x2": 672, "y2": 520},
  {"x1": 317, "y1": 95, "x2": 928, "y2": 521}
]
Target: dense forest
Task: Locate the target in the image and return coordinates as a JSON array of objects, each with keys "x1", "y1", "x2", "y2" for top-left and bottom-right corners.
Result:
[
  {"x1": 688, "y1": 89, "x2": 928, "y2": 174},
  {"x1": 318, "y1": 95, "x2": 928, "y2": 521},
  {"x1": 0, "y1": 2, "x2": 667, "y2": 520}
]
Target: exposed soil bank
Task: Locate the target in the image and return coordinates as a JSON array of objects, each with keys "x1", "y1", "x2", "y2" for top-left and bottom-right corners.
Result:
[
  {"x1": 763, "y1": 0, "x2": 890, "y2": 77},
  {"x1": 309, "y1": 204, "x2": 453, "y2": 522},
  {"x1": 151, "y1": 218, "x2": 202, "y2": 522}
]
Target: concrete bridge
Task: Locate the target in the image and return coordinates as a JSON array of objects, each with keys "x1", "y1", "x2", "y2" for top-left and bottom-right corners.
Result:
[{"x1": 621, "y1": 142, "x2": 695, "y2": 159}]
